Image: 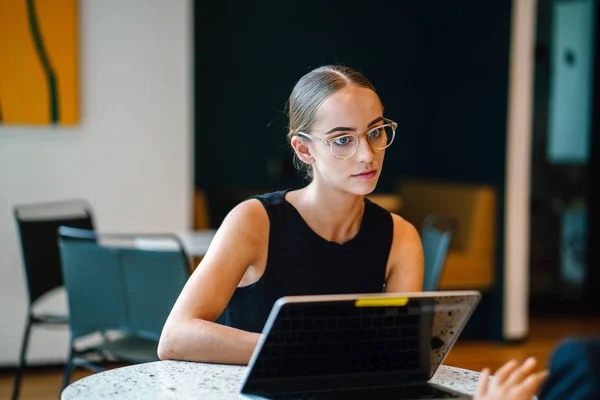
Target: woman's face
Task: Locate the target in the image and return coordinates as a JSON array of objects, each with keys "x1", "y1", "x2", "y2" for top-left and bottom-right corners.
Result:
[{"x1": 307, "y1": 85, "x2": 386, "y2": 195}]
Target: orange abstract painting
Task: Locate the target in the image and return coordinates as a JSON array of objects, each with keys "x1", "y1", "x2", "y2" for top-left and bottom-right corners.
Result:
[{"x1": 0, "y1": 0, "x2": 79, "y2": 125}]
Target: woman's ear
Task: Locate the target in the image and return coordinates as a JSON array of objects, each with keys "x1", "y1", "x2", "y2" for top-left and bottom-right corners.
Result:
[{"x1": 291, "y1": 136, "x2": 315, "y2": 165}]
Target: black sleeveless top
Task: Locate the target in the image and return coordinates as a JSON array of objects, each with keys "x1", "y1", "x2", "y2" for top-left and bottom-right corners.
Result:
[{"x1": 223, "y1": 189, "x2": 394, "y2": 333}]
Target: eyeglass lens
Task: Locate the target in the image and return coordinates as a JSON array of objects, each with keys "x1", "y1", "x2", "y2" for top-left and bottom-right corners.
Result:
[{"x1": 330, "y1": 125, "x2": 394, "y2": 158}]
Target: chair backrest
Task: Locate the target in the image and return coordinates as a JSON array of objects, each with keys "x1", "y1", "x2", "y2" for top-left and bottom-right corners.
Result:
[
  {"x1": 14, "y1": 199, "x2": 95, "y2": 306},
  {"x1": 58, "y1": 227, "x2": 190, "y2": 341},
  {"x1": 58, "y1": 234, "x2": 128, "y2": 338},
  {"x1": 421, "y1": 214, "x2": 456, "y2": 291},
  {"x1": 120, "y1": 247, "x2": 190, "y2": 339}
]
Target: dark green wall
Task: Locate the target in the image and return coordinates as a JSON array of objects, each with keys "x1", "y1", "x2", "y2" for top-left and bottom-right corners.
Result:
[
  {"x1": 194, "y1": 1, "x2": 420, "y2": 192},
  {"x1": 409, "y1": 2, "x2": 512, "y2": 340},
  {"x1": 194, "y1": 0, "x2": 511, "y2": 195}
]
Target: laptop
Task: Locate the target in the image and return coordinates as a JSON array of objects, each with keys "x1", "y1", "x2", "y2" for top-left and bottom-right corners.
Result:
[{"x1": 240, "y1": 290, "x2": 481, "y2": 400}]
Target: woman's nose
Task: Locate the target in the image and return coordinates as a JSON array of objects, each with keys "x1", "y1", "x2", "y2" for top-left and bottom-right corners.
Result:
[{"x1": 355, "y1": 136, "x2": 375, "y2": 162}]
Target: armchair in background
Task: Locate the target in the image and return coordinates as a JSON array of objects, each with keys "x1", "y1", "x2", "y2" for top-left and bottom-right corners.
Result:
[
  {"x1": 398, "y1": 179, "x2": 497, "y2": 291},
  {"x1": 194, "y1": 188, "x2": 211, "y2": 230},
  {"x1": 367, "y1": 193, "x2": 403, "y2": 213}
]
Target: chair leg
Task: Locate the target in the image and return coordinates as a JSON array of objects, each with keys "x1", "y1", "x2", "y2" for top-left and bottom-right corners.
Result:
[
  {"x1": 11, "y1": 318, "x2": 32, "y2": 400},
  {"x1": 62, "y1": 346, "x2": 75, "y2": 390}
]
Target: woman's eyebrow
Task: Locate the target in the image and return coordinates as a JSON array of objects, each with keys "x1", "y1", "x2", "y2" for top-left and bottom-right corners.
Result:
[
  {"x1": 367, "y1": 116, "x2": 384, "y2": 127},
  {"x1": 323, "y1": 117, "x2": 384, "y2": 136},
  {"x1": 323, "y1": 126, "x2": 355, "y2": 135}
]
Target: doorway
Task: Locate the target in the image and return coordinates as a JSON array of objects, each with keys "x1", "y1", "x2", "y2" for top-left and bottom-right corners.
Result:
[{"x1": 529, "y1": 0, "x2": 598, "y2": 314}]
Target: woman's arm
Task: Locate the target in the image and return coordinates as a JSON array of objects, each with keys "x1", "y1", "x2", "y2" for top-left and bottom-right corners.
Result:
[
  {"x1": 385, "y1": 214, "x2": 424, "y2": 292},
  {"x1": 157, "y1": 199, "x2": 269, "y2": 365}
]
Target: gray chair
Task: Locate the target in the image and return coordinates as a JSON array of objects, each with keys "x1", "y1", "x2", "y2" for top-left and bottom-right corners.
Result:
[
  {"x1": 421, "y1": 214, "x2": 457, "y2": 291},
  {"x1": 12, "y1": 199, "x2": 95, "y2": 400},
  {"x1": 57, "y1": 226, "x2": 190, "y2": 389}
]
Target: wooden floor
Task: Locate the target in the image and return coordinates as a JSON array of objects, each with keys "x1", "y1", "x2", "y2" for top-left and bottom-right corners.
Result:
[{"x1": 1, "y1": 314, "x2": 599, "y2": 399}]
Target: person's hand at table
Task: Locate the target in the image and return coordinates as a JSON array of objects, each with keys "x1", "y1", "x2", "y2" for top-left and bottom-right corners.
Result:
[{"x1": 474, "y1": 357, "x2": 549, "y2": 400}]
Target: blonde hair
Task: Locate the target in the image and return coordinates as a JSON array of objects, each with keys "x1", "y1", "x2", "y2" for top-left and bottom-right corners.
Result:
[{"x1": 286, "y1": 65, "x2": 379, "y2": 180}]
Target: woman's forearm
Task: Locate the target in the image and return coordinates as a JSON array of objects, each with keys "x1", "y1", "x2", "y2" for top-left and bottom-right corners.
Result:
[{"x1": 157, "y1": 318, "x2": 262, "y2": 365}]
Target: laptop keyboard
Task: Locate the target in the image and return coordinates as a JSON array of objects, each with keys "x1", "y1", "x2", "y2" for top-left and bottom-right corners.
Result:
[{"x1": 252, "y1": 300, "x2": 427, "y2": 379}]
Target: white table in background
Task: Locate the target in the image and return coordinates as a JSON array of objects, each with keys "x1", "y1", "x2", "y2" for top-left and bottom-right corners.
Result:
[
  {"x1": 134, "y1": 230, "x2": 216, "y2": 258},
  {"x1": 176, "y1": 229, "x2": 217, "y2": 257}
]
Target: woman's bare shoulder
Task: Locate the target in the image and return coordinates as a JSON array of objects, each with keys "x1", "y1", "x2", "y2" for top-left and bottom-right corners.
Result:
[
  {"x1": 385, "y1": 212, "x2": 424, "y2": 292},
  {"x1": 211, "y1": 198, "x2": 270, "y2": 249},
  {"x1": 390, "y1": 213, "x2": 420, "y2": 242}
]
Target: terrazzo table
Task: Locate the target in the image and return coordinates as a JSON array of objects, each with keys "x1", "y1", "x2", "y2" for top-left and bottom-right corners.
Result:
[{"x1": 61, "y1": 361, "x2": 486, "y2": 399}]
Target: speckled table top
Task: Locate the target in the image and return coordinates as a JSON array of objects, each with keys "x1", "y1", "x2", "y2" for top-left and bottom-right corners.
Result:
[{"x1": 61, "y1": 361, "x2": 487, "y2": 399}]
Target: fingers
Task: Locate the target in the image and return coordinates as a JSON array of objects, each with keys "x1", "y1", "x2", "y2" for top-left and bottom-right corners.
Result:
[
  {"x1": 475, "y1": 368, "x2": 490, "y2": 398},
  {"x1": 518, "y1": 370, "x2": 549, "y2": 396},
  {"x1": 505, "y1": 357, "x2": 538, "y2": 386},
  {"x1": 492, "y1": 359, "x2": 519, "y2": 385},
  {"x1": 477, "y1": 360, "x2": 548, "y2": 400}
]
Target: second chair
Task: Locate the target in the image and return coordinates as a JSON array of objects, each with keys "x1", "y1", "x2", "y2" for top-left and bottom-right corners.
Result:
[
  {"x1": 421, "y1": 214, "x2": 457, "y2": 291},
  {"x1": 12, "y1": 198, "x2": 95, "y2": 400},
  {"x1": 57, "y1": 226, "x2": 190, "y2": 389}
]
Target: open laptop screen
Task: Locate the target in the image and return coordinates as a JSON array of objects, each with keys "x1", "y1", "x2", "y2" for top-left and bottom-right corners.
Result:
[{"x1": 241, "y1": 291, "x2": 481, "y2": 395}]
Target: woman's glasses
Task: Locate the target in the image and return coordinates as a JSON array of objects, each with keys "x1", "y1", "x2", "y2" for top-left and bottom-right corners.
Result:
[{"x1": 297, "y1": 118, "x2": 397, "y2": 159}]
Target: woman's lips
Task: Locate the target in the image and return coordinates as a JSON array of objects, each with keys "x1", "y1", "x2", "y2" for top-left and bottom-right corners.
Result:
[{"x1": 352, "y1": 169, "x2": 377, "y2": 180}]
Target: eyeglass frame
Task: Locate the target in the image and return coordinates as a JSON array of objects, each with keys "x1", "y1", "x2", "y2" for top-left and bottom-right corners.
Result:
[{"x1": 296, "y1": 117, "x2": 397, "y2": 160}]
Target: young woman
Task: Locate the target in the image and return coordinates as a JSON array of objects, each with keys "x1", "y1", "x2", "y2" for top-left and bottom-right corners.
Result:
[{"x1": 158, "y1": 65, "x2": 424, "y2": 365}]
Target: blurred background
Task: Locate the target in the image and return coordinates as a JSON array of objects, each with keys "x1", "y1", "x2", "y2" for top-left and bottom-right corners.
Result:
[{"x1": 0, "y1": 0, "x2": 598, "y2": 398}]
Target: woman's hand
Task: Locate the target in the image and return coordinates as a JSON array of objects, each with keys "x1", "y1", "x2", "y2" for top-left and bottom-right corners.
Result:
[{"x1": 474, "y1": 357, "x2": 549, "y2": 400}]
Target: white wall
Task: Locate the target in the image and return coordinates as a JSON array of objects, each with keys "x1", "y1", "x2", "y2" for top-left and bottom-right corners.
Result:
[{"x1": 0, "y1": 0, "x2": 193, "y2": 365}]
